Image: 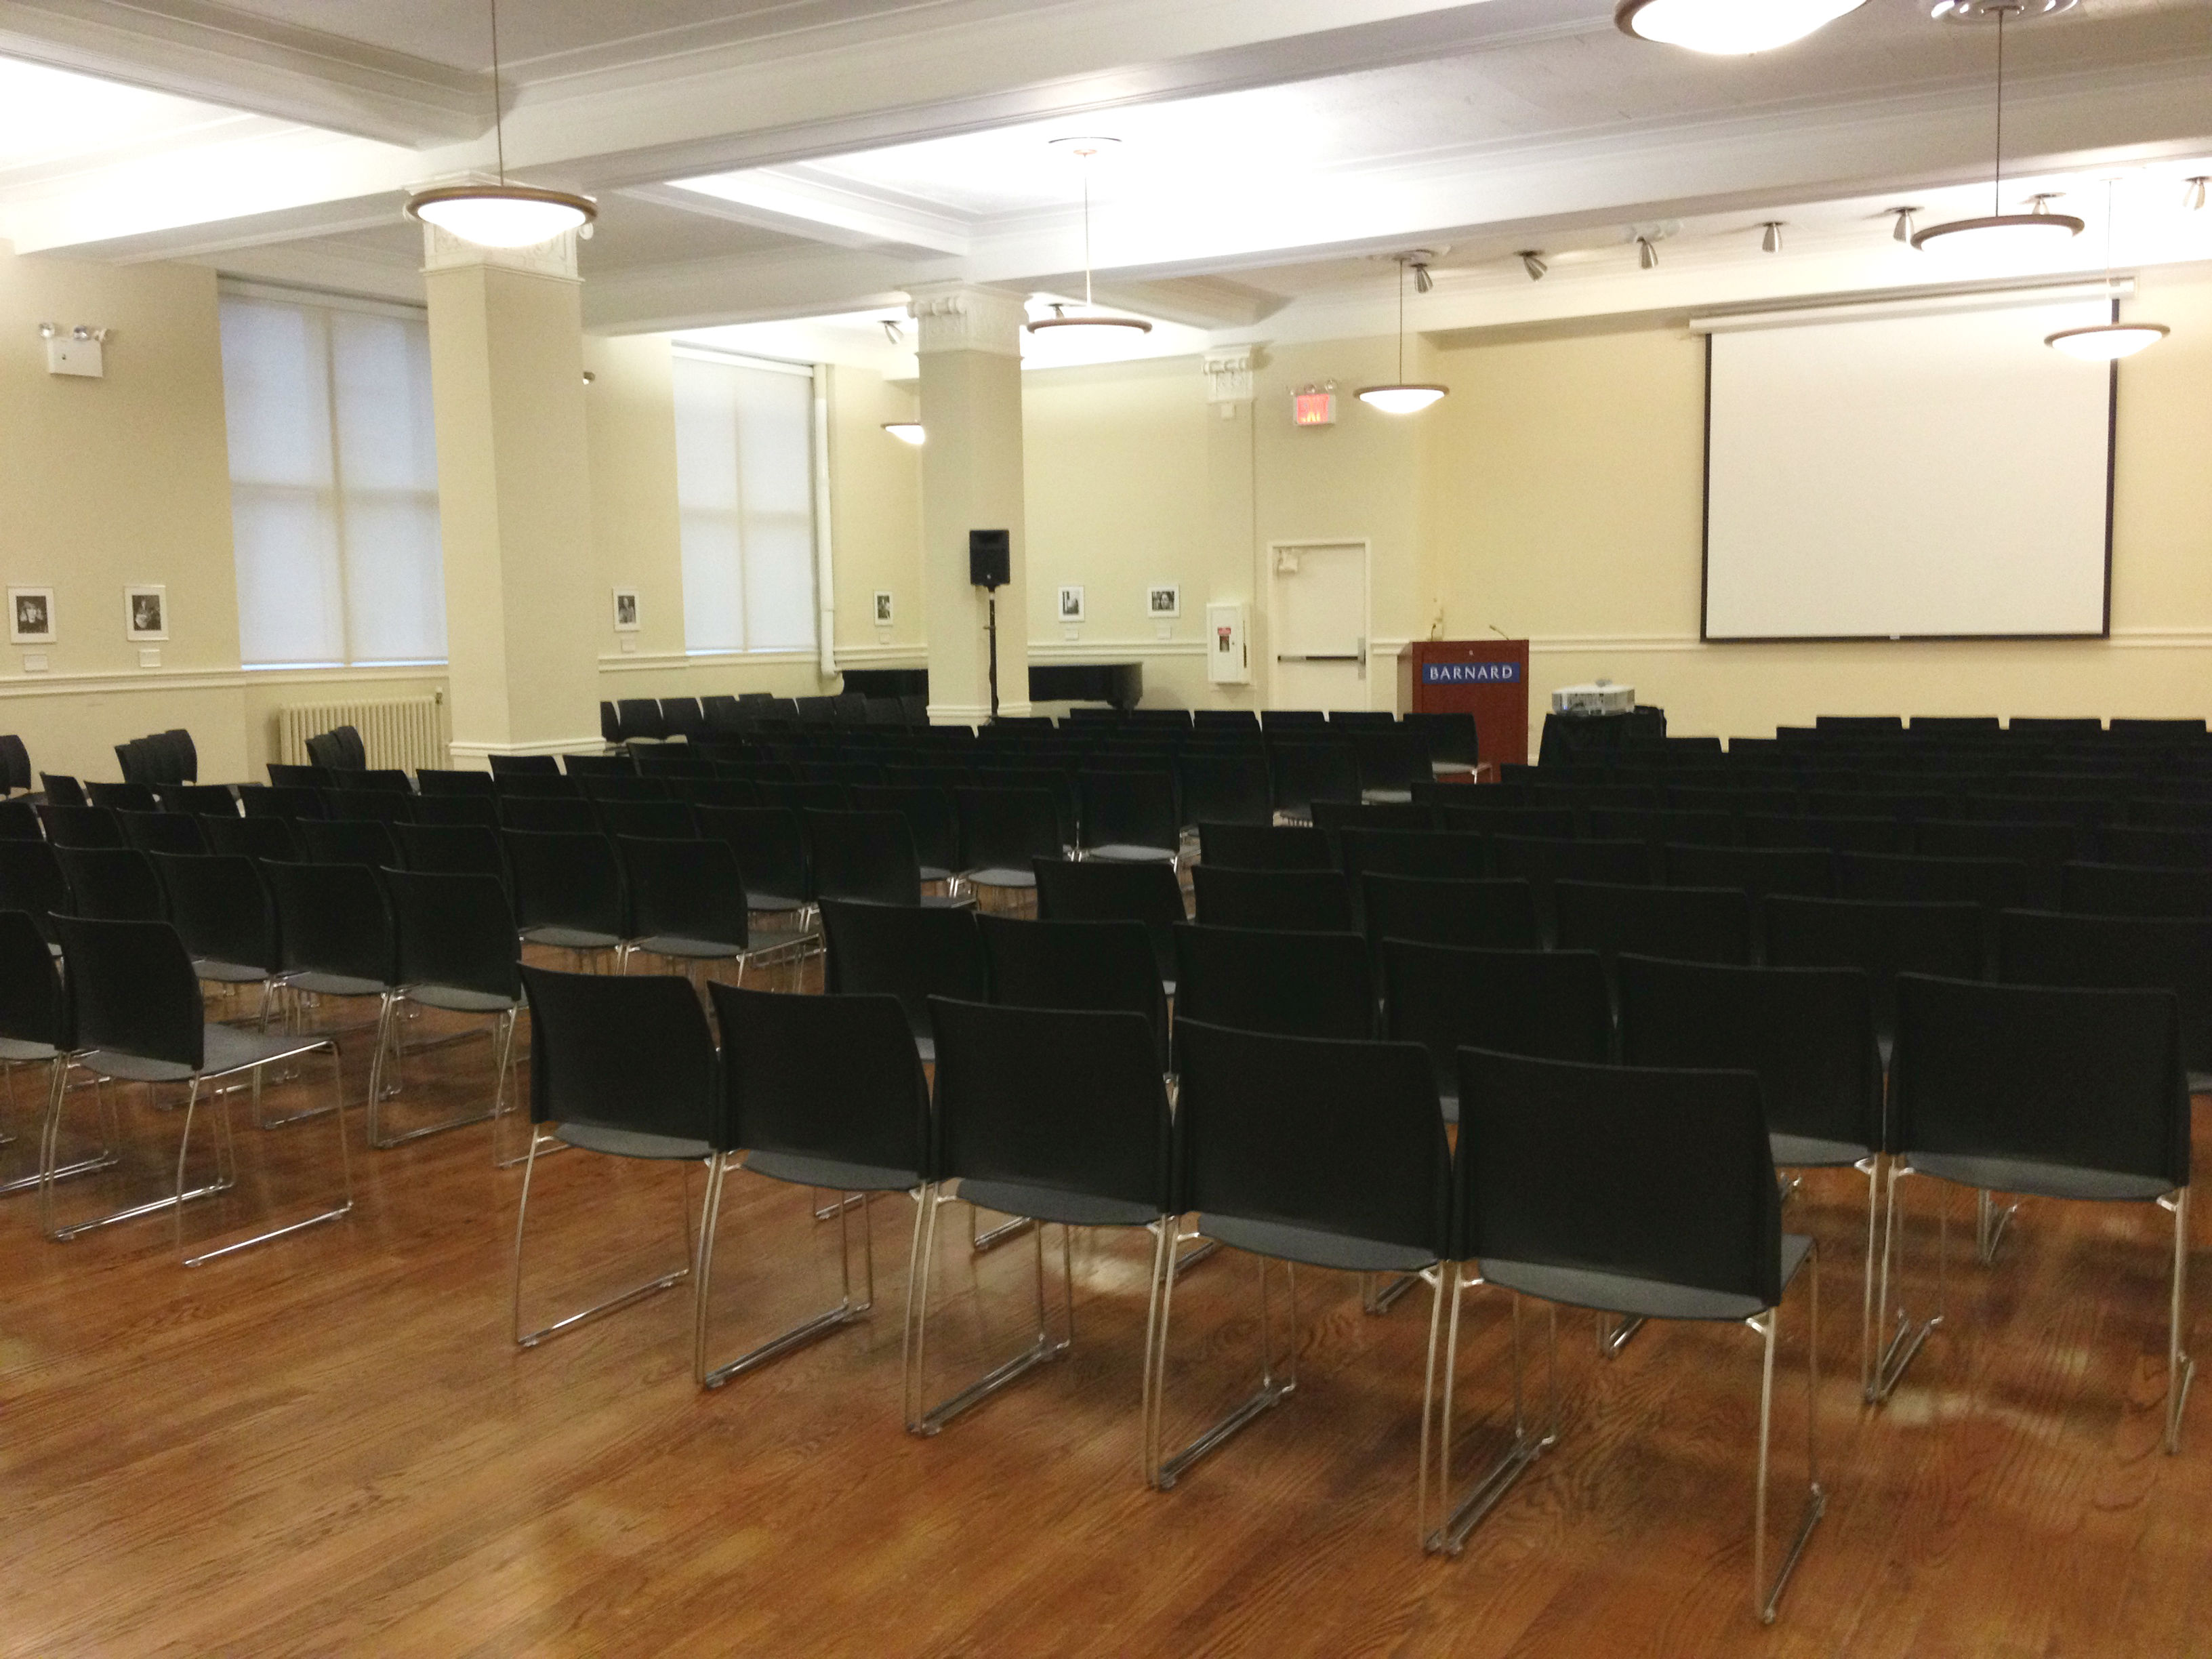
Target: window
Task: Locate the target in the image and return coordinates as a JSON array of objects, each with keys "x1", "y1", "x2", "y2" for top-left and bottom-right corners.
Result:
[
  {"x1": 670, "y1": 350, "x2": 817, "y2": 654},
  {"x1": 219, "y1": 288, "x2": 446, "y2": 668}
]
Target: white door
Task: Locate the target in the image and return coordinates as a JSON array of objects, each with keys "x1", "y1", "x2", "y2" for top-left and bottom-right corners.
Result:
[{"x1": 1270, "y1": 541, "x2": 1370, "y2": 712}]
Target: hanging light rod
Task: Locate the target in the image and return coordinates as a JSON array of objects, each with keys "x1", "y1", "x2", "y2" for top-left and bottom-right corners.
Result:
[
  {"x1": 406, "y1": 0, "x2": 594, "y2": 248},
  {"x1": 1355, "y1": 253, "x2": 1448, "y2": 415},
  {"x1": 1027, "y1": 138, "x2": 1151, "y2": 336},
  {"x1": 1912, "y1": 2, "x2": 2082, "y2": 253},
  {"x1": 2045, "y1": 178, "x2": 2170, "y2": 361},
  {"x1": 1616, "y1": 0, "x2": 1866, "y2": 54}
]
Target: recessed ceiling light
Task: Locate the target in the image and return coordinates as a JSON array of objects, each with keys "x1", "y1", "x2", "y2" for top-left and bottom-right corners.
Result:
[{"x1": 1616, "y1": 0, "x2": 1867, "y2": 54}]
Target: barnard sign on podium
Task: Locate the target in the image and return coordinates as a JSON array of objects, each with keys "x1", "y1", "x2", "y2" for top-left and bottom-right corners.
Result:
[{"x1": 1422, "y1": 661, "x2": 1522, "y2": 686}]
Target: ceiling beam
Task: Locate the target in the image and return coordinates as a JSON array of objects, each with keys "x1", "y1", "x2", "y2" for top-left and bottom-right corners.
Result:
[{"x1": 637, "y1": 173, "x2": 972, "y2": 256}]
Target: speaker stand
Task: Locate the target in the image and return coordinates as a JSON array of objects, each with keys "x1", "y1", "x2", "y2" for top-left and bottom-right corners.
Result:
[{"x1": 986, "y1": 592, "x2": 1000, "y2": 720}]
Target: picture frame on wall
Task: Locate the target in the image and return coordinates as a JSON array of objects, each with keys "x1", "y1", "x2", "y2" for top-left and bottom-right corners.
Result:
[
  {"x1": 874, "y1": 590, "x2": 894, "y2": 626},
  {"x1": 1057, "y1": 585, "x2": 1086, "y2": 623},
  {"x1": 124, "y1": 585, "x2": 167, "y2": 641},
  {"x1": 9, "y1": 588, "x2": 55, "y2": 645},
  {"x1": 1147, "y1": 583, "x2": 1181, "y2": 619},
  {"x1": 611, "y1": 587, "x2": 640, "y2": 632}
]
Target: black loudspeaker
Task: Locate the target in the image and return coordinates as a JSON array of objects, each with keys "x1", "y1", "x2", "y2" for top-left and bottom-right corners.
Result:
[{"x1": 968, "y1": 529, "x2": 1010, "y2": 591}]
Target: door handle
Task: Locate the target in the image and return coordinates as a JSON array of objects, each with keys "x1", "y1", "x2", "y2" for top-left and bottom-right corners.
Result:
[{"x1": 1276, "y1": 653, "x2": 1361, "y2": 663}]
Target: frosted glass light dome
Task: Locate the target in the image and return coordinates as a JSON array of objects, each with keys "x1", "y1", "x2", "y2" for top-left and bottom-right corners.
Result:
[
  {"x1": 407, "y1": 184, "x2": 595, "y2": 249},
  {"x1": 1354, "y1": 384, "x2": 1448, "y2": 415},
  {"x1": 2044, "y1": 323, "x2": 2169, "y2": 362},
  {"x1": 1615, "y1": 0, "x2": 1866, "y2": 54}
]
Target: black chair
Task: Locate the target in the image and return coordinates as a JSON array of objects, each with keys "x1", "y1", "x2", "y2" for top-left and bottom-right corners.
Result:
[
  {"x1": 1190, "y1": 865, "x2": 1353, "y2": 933},
  {"x1": 1338, "y1": 830, "x2": 1488, "y2": 892},
  {"x1": 201, "y1": 814, "x2": 302, "y2": 861},
  {"x1": 395, "y1": 821, "x2": 506, "y2": 887},
  {"x1": 1172, "y1": 924, "x2": 1372, "y2": 1050},
  {"x1": 115, "y1": 810, "x2": 206, "y2": 857},
  {"x1": 1031, "y1": 857, "x2": 1185, "y2": 994},
  {"x1": 0, "y1": 841, "x2": 68, "y2": 944},
  {"x1": 1313, "y1": 801, "x2": 1439, "y2": 839},
  {"x1": 851, "y1": 785, "x2": 962, "y2": 886},
  {"x1": 239, "y1": 784, "x2": 325, "y2": 821},
  {"x1": 1440, "y1": 804, "x2": 1578, "y2": 840},
  {"x1": 1662, "y1": 842, "x2": 1834, "y2": 902},
  {"x1": 156, "y1": 784, "x2": 238, "y2": 818},
  {"x1": 695, "y1": 805, "x2": 812, "y2": 921},
  {"x1": 86, "y1": 781, "x2": 159, "y2": 812},
  {"x1": 0, "y1": 735, "x2": 30, "y2": 796},
  {"x1": 1618, "y1": 954, "x2": 1884, "y2": 1395},
  {"x1": 2100, "y1": 824, "x2": 2212, "y2": 869},
  {"x1": 1879, "y1": 975, "x2": 2193, "y2": 1453},
  {"x1": 699, "y1": 984, "x2": 931, "y2": 1391},
  {"x1": 907, "y1": 996, "x2": 1174, "y2": 1433},
  {"x1": 297, "y1": 818, "x2": 401, "y2": 870},
  {"x1": 262, "y1": 859, "x2": 402, "y2": 1124},
  {"x1": 979, "y1": 915, "x2": 1168, "y2": 1065},
  {"x1": 1268, "y1": 741, "x2": 1361, "y2": 821},
  {"x1": 820, "y1": 898, "x2": 985, "y2": 1063},
  {"x1": 417, "y1": 769, "x2": 499, "y2": 798},
  {"x1": 1999, "y1": 909, "x2": 2212, "y2": 1094},
  {"x1": 1763, "y1": 895, "x2": 1984, "y2": 1058},
  {"x1": 617, "y1": 835, "x2": 808, "y2": 986},
  {"x1": 41, "y1": 805, "x2": 123, "y2": 849},
  {"x1": 46, "y1": 914, "x2": 347, "y2": 1263},
  {"x1": 382, "y1": 869, "x2": 523, "y2": 1152},
  {"x1": 1441, "y1": 1048, "x2": 1821, "y2": 1620},
  {"x1": 512, "y1": 966, "x2": 715, "y2": 1348},
  {"x1": 2062, "y1": 861, "x2": 2212, "y2": 918},
  {"x1": 504, "y1": 830, "x2": 628, "y2": 964},
  {"x1": 1080, "y1": 773, "x2": 1182, "y2": 865},
  {"x1": 1915, "y1": 819, "x2": 2085, "y2": 865},
  {"x1": 56, "y1": 846, "x2": 165, "y2": 922},
  {"x1": 1149, "y1": 1019, "x2": 1448, "y2": 1506},
  {"x1": 488, "y1": 754, "x2": 560, "y2": 779},
  {"x1": 493, "y1": 771, "x2": 579, "y2": 798},
  {"x1": 1381, "y1": 941, "x2": 1610, "y2": 1119},
  {"x1": 39, "y1": 773, "x2": 86, "y2": 808},
  {"x1": 152, "y1": 853, "x2": 282, "y2": 1011},
  {"x1": 1196, "y1": 821, "x2": 1332, "y2": 871},
  {"x1": 1354, "y1": 731, "x2": 1433, "y2": 802},
  {"x1": 500, "y1": 795, "x2": 600, "y2": 834},
  {"x1": 0, "y1": 908, "x2": 87, "y2": 1200},
  {"x1": 615, "y1": 699, "x2": 670, "y2": 744},
  {"x1": 1361, "y1": 874, "x2": 1537, "y2": 958},
  {"x1": 1179, "y1": 755, "x2": 1273, "y2": 830},
  {"x1": 1838, "y1": 851, "x2": 2059, "y2": 916},
  {"x1": 1552, "y1": 880, "x2": 1753, "y2": 977},
  {"x1": 303, "y1": 733, "x2": 348, "y2": 772},
  {"x1": 956, "y1": 788, "x2": 1063, "y2": 901},
  {"x1": 0, "y1": 800, "x2": 38, "y2": 841},
  {"x1": 595, "y1": 798, "x2": 695, "y2": 841},
  {"x1": 807, "y1": 810, "x2": 964, "y2": 909}
]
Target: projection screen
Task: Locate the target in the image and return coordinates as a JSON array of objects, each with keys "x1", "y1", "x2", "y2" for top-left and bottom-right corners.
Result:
[{"x1": 1700, "y1": 294, "x2": 2115, "y2": 641}]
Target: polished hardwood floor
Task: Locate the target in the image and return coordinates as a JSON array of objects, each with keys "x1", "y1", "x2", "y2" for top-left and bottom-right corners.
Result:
[{"x1": 1, "y1": 979, "x2": 2208, "y2": 1657}]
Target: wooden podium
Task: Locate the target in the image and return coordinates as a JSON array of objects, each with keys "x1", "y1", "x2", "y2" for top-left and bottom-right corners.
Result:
[{"x1": 1396, "y1": 639, "x2": 1530, "y2": 769}]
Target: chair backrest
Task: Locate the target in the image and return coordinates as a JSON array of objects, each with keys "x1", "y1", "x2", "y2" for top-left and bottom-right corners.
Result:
[
  {"x1": 1552, "y1": 880, "x2": 1753, "y2": 970},
  {"x1": 1361, "y1": 874, "x2": 1537, "y2": 954},
  {"x1": 1661, "y1": 842, "x2": 1835, "y2": 901},
  {"x1": 87, "y1": 780, "x2": 160, "y2": 812},
  {"x1": 1617, "y1": 954, "x2": 1881, "y2": 1155},
  {"x1": 53, "y1": 914, "x2": 205, "y2": 1069},
  {"x1": 1173, "y1": 1019, "x2": 1449, "y2": 1258},
  {"x1": 503, "y1": 830, "x2": 627, "y2": 939},
  {"x1": 417, "y1": 768, "x2": 500, "y2": 798},
  {"x1": 1172, "y1": 923, "x2": 1372, "y2": 1044},
  {"x1": 323, "y1": 787, "x2": 415, "y2": 826},
  {"x1": 41, "y1": 804, "x2": 123, "y2": 849},
  {"x1": 615, "y1": 699, "x2": 669, "y2": 743},
  {"x1": 386, "y1": 868, "x2": 520, "y2": 1001},
  {"x1": 1892, "y1": 974, "x2": 2189, "y2": 1188},
  {"x1": 333, "y1": 726, "x2": 368, "y2": 770},
  {"x1": 200, "y1": 813, "x2": 302, "y2": 861},
  {"x1": 156, "y1": 784, "x2": 239, "y2": 818},
  {"x1": 520, "y1": 965, "x2": 714, "y2": 1137},
  {"x1": 151, "y1": 853, "x2": 279, "y2": 975},
  {"x1": 488, "y1": 754, "x2": 560, "y2": 778},
  {"x1": 1030, "y1": 857, "x2": 1185, "y2": 981},
  {"x1": 1195, "y1": 821, "x2": 1332, "y2": 871},
  {"x1": 1189, "y1": 865, "x2": 1353, "y2": 933},
  {"x1": 0, "y1": 908, "x2": 66, "y2": 1048},
  {"x1": 56, "y1": 846, "x2": 166, "y2": 922},
  {"x1": 1998, "y1": 907, "x2": 2212, "y2": 1082},
  {"x1": 1178, "y1": 756, "x2": 1273, "y2": 829},
  {"x1": 819, "y1": 897, "x2": 985, "y2": 1052},
  {"x1": 0, "y1": 800, "x2": 37, "y2": 841},
  {"x1": 239, "y1": 784, "x2": 325, "y2": 821},
  {"x1": 0, "y1": 840, "x2": 69, "y2": 941},
  {"x1": 804, "y1": 809, "x2": 923, "y2": 906},
  {"x1": 2100, "y1": 823, "x2": 2212, "y2": 869},
  {"x1": 694, "y1": 806, "x2": 808, "y2": 904},
  {"x1": 955, "y1": 787, "x2": 1063, "y2": 872},
  {"x1": 298, "y1": 818, "x2": 401, "y2": 870},
  {"x1": 1454, "y1": 1048, "x2": 1781, "y2": 1306},
  {"x1": 499, "y1": 794, "x2": 600, "y2": 834},
  {"x1": 977, "y1": 915, "x2": 1168, "y2": 1065},
  {"x1": 1763, "y1": 894, "x2": 1984, "y2": 1043},
  {"x1": 1916, "y1": 818, "x2": 2086, "y2": 866},
  {"x1": 261, "y1": 858, "x2": 396, "y2": 985},
  {"x1": 1078, "y1": 771, "x2": 1180, "y2": 854},
  {"x1": 39, "y1": 773, "x2": 86, "y2": 808},
  {"x1": 1492, "y1": 834, "x2": 1654, "y2": 888},
  {"x1": 2061, "y1": 860, "x2": 2212, "y2": 918},
  {"x1": 395, "y1": 822, "x2": 506, "y2": 885},
  {"x1": 594, "y1": 798, "x2": 696, "y2": 841},
  {"x1": 116, "y1": 809, "x2": 207, "y2": 857},
  {"x1": 0, "y1": 735, "x2": 31, "y2": 796},
  {"x1": 848, "y1": 785, "x2": 958, "y2": 871},
  {"x1": 1838, "y1": 850, "x2": 2059, "y2": 914},
  {"x1": 1267, "y1": 741, "x2": 1361, "y2": 816},
  {"x1": 1313, "y1": 801, "x2": 1439, "y2": 839},
  {"x1": 1338, "y1": 829, "x2": 1488, "y2": 889},
  {"x1": 617, "y1": 835, "x2": 750, "y2": 950},
  {"x1": 708, "y1": 983, "x2": 930, "y2": 1173},
  {"x1": 303, "y1": 732, "x2": 348, "y2": 772},
  {"x1": 1382, "y1": 940, "x2": 1612, "y2": 1099}
]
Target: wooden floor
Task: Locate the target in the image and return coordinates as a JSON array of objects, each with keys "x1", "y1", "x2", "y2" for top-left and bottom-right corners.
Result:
[{"x1": 3, "y1": 981, "x2": 2210, "y2": 1658}]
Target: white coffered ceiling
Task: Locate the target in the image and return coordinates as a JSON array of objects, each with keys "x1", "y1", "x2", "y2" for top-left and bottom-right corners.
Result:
[{"x1": 0, "y1": 0, "x2": 2208, "y2": 353}]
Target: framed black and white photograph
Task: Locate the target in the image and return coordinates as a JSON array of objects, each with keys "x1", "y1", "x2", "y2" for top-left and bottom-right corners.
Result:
[
  {"x1": 1057, "y1": 584, "x2": 1086, "y2": 623},
  {"x1": 125, "y1": 584, "x2": 167, "y2": 641},
  {"x1": 611, "y1": 587, "x2": 640, "y2": 633},
  {"x1": 9, "y1": 588, "x2": 55, "y2": 645},
  {"x1": 1147, "y1": 583, "x2": 1181, "y2": 619},
  {"x1": 874, "y1": 590, "x2": 894, "y2": 626}
]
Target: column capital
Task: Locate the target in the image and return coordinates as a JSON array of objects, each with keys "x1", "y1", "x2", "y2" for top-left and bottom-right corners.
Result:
[
  {"x1": 907, "y1": 284, "x2": 1027, "y2": 357},
  {"x1": 1203, "y1": 346, "x2": 1258, "y2": 404},
  {"x1": 421, "y1": 218, "x2": 581, "y2": 282}
]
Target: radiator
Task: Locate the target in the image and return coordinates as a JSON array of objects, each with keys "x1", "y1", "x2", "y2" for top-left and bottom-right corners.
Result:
[{"x1": 276, "y1": 697, "x2": 447, "y2": 773}]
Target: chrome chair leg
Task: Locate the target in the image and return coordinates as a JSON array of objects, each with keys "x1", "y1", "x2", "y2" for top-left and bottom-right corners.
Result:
[
  {"x1": 1427, "y1": 1277, "x2": 1556, "y2": 1555},
  {"x1": 1976, "y1": 1187, "x2": 2018, "y2": 1265},
  {"x1": 1363, "y1": 1269, "x2": 1420, "y2": 1315},
  {"x1": 1857, "y1": 1154, "x2": 1881, "y2": 1405},
  {"x1": 45, "y1": 1069, "x2": 237, "y2": 1242},
  {"x1": 1870, "y1": 1161, "x2": 1944, "y2": 1405},
  {"x1": 179, "y1": 1041, "x2": 352, "y2": 1267},
  {"x1": 511, "y1": 1127, "x2": 696, "y2": 1347},
  {"x1": 2160, "y1": 1187, "x2": 2194, "y2": 1455},
  {"x1": 813, "y1": 1189, "x2": 866, "y2": 1222},
  {"x1": 1149, "y1": 1243, "x2": 1297, "y2": 1490},
  {"x1": 3, "y1": 1058, "x2": 115, "y2": 1198},
  {"x1": 697, "y1": 1163, "x2": 876, "y2": 1390},
  {"x1": 369, "y1": 995, "x2": 505, "y2": 1151},
  {"x1": 1749, "y1": 1240, "x2": 1824, "y2": 1624},
  {"x1": 905, "y1": 1187, "x2": 1072, "y2": 1434},
  {"x1": 971, "y1": 1202, "x2": 1035, "y2": 1253},
  {"x1": 1599, "y1": 1313, "x2": 1645, "y2": 1357}
]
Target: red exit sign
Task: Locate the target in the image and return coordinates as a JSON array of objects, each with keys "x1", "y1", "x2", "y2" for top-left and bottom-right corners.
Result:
[{"x1": 1292, "y1": 390, "x2": 1336, "y2": 427}]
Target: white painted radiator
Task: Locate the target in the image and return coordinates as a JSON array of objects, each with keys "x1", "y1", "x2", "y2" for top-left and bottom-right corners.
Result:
[{"x1": 276, "y1": 697, "x2": 447, "y2": 773}]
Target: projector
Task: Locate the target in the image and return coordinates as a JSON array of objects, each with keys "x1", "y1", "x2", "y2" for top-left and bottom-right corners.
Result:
[{"x1": 1551, "y1": 681, "x2": 1635, "y2": 716}]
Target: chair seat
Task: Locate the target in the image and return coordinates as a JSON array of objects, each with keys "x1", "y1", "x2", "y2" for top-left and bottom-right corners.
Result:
[
  {"x1": 2190, "y1": 1069, "x2": 2212, "y2": 1097},
  {"x1": 1479, "y1": 1235, "x2": 1814, "y2": 1324},
  {"x1": 521, "y1": 926, "x2": 621, "y2": 952},
  {"x1": 920, "y1": 865, "x2": 954, "y2": 884},
  {"x1": 0, "y1": 1037, "x2": 57, "y2": 1063},
  {"x1": 1197, "y1": 1212, "x2": 1438, "y2": 1274},
  {"x1": 81, "y1": 1023, "x2": 332, "y2": 1086},
  {"x1": 966, "y1": 867, "x2": 1038, "y2": 890},
  {"x1": 1088, "y1": 844, "x2": 1176, "y2": 865},
  {"x1": 745, "y1": 1148, "x2": 922, "y2": 1192},
  {"x1": 960, "y1": 1176, "x2": 1159, "y2": 1230},
  {"x1": 1908, "y1": 1151, "x2": 2176, "y2": 1204},
  {"x1": 194, "y1": 958, "x2": 272, "y2": 985},
  {"x1": 1770, "y1": 1132, "x2": 1873, "y2": 1169},
  {"x1": 1437, "y1": 1088, "x2": 1460, "y2": 1128},
  {"x1": 410, "y1": 983, "x2": 518, "y2": 1015},
  {"x1": 632, "y1": 933, "x2": 742, "y2": 961},
  {"x1": 920, "y1": 893, "x2": 977, "y2": 910},
  {"x1": 745, "y1": 892, "x2": 804, "y2": 914},
  {"x1": 287, "y1": 970, "x2": 388, "y2": 999},
  {"x1": 554, "y1": 1121, "x2": 712, "y2": 1160},
  {"x1": 1361, "y1": 790, "x2": 1414, "y2": 805}
]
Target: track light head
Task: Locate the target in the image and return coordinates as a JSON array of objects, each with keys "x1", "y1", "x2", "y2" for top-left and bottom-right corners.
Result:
[
  {"x1": 1518, "y1": 251, "x2": 1547, "y2": 281},
  {"x1": 1412, "y1": 260, "x2": 1433, "y2": 294},
  {"x1": 1637, "y1": 235, "x2": 1658, "y2": 270},
  {"x1": 2187, "y1": 177, "x2": 2209, "y2": 211},
  {"x1": 1891, "y1": 206, "x2": 1920, "y2": 243},
  {"x1": 1760, "y1": 221, "x2": 1784, "y2": 253}
]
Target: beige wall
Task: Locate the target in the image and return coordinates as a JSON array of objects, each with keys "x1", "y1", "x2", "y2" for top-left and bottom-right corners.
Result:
[{"x1": 827, "y1": 363, "x2": 923, "y2": 663}]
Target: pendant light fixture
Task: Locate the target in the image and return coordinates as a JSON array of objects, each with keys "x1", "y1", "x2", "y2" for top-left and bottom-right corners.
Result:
[
  {"x1": 1615, "y1": 0, "x2": 1866, "y2": 54},
  {"x1": 1912, "y1": 3, "x2": 2083, "y2": 254},
  {"x1": 406, "y1": 0, "x2": 596, "y2": 249},
  {"x1": 1027, "y1": 139, "x2": 1151, "y2": 336},
  {"x1": 2045, "y1": 178, "x2": 2170, "y2": 361},
  {"x1": 1355, "y1": 253, "x2": 1448, "y2": 415}
]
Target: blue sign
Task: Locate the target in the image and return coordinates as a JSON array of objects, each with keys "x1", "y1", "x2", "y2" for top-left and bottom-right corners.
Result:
[{"x1": 1423, "y1": 661, "x2": 1521, "y2": 685}]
